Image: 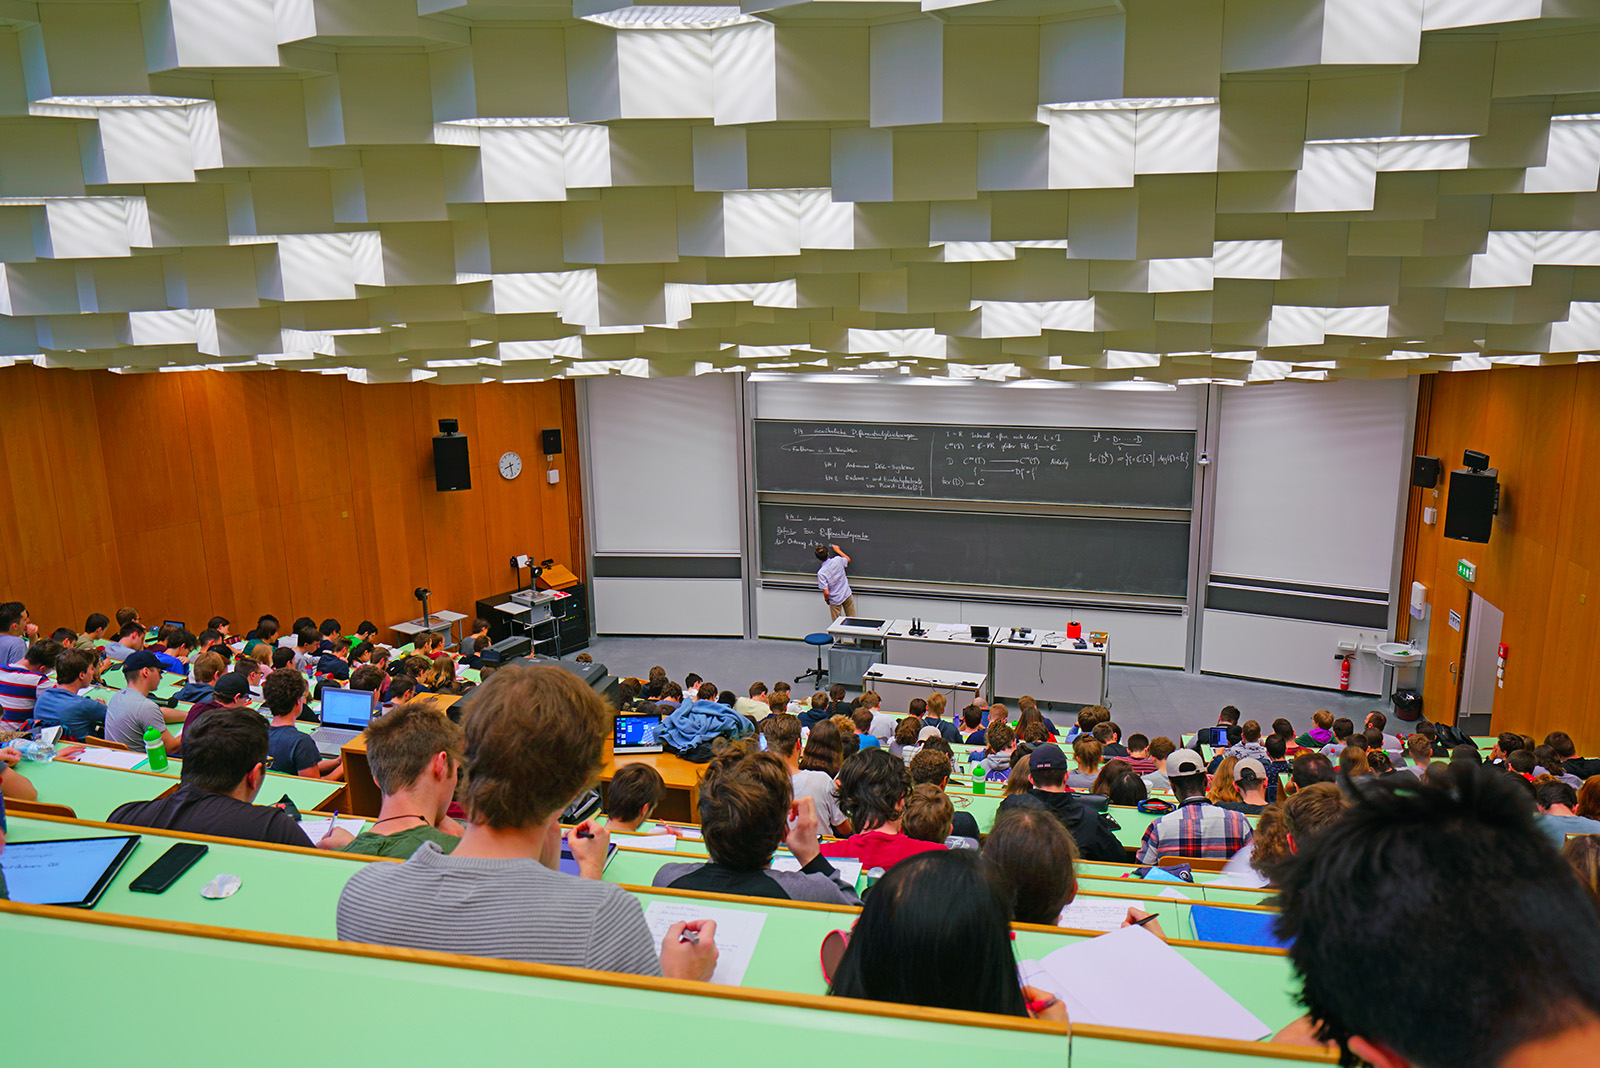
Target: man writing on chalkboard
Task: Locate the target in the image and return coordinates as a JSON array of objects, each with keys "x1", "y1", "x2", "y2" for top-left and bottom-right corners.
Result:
[{"x1": 815, "y1": 544, "x2": 856, "y2": 621}]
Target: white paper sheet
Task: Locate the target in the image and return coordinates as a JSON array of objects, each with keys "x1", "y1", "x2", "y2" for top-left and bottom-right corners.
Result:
[
  {"x1": 67, "y1": 748, "x2": 149, "y2": 771},
  {"x1": 642, "y1": 901, "x2": 767, "y2": 986},
  {"x1": 1057, "y1": 897, "x2": 1139, "y2": 932},
  {"x1": 298, "y1": 816, "x2": 368, "y2": 841},
  {"x1": 616, "y1": 833, "x2": 681, "y2": 852},
  {"x1": 770, "y1": 854, "x2": 863, "y2": 887},
  {"x1": 1017, "y1": 924, "x2": 1269, "y2": 1041}
]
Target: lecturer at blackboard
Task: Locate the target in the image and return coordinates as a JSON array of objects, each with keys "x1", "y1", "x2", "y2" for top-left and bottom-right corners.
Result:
[{"x1": 815, "y1": 544, "x2": 856, "y2": 621}]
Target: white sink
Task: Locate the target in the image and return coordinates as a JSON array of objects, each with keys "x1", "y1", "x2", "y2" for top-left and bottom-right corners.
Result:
[{"x1": 1376, "y1": 642, "x2": 1421, "y2": 667}]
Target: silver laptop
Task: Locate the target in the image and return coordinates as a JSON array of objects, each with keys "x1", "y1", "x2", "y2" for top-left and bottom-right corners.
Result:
[
  {"x1": 613, "y1": 712, "x2": 664, "y2": 754},
  {"x1": 310, "y1": 688, "x2": 377, "y2": 757}
]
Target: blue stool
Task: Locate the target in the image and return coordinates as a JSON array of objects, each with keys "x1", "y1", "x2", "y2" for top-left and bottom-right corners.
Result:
[{"x1": 797, "y1": 632, "x2": 832, "y2": 687}]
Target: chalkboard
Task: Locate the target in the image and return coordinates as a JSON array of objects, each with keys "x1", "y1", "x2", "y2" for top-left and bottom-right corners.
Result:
[
  {"x1": 760, "y1": 505, "x2": 1190, "y2": 598},
  {"x1": 754, "y1": 420, "x2": 1195, "y2": 509}
]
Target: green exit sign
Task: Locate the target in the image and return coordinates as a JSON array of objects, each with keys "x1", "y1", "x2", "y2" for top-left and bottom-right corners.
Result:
[{"x1": 1458, "y1": 558, "x2": 1477, "y2": 582}]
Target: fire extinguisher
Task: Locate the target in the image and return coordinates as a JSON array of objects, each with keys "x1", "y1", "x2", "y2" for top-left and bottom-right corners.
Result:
[{"x1": 1339, "y1": 656, "x2": 1351, "y2": 691}]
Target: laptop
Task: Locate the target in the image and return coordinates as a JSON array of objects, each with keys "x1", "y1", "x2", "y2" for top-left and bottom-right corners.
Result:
[
  {"x1": 969, "y1": 625, "x2": 990, "y2": 642},
  {"x1": 310, "y1": 688, "x2": 377, "y2": 757},
  {"x1": 613, "y1": 712, "x2": 664, "y2": 754}
]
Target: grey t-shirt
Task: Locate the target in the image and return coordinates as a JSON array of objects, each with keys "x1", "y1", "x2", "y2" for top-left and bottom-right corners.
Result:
[
  {"x1": 791, "y1": 769, "x2": 846, "y2": 834},
  {"x1": 336, "y1": 841, "x2": 662, "y2": 975},
  {"x1": 105, "y1": 687, "x2": 164, "y2": 749}
]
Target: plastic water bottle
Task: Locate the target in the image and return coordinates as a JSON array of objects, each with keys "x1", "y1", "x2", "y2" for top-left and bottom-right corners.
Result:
[
  {"x1": 972, "y1": 764, "x2": 986, "y2": 795},
  {"x1": 10, "y1": 739, "x2": 56, "y2": 762},
  {"x1": 144, "y1": 727, "x2": 169, "y2": 771}
]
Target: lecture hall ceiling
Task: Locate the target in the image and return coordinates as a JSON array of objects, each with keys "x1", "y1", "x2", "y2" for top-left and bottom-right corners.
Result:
[{"x1": 3, "y1": 0, "x2": 1600, "y2": 385}]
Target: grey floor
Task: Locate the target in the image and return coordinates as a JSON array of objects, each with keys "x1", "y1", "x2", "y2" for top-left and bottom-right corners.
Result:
[{"x1": 569, "y1": 636, "x2": 1383, "y2": 740}]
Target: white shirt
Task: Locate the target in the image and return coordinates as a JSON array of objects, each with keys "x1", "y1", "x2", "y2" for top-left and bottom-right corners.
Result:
[
  {"x1": 816, "y1": 555, "x2": 851, "y2": 606},
  {"x1": 792, "y1": 769, "x2": 846, "y2": 834}
]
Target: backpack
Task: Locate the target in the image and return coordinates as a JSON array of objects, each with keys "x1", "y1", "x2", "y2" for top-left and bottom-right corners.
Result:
[{"x1": 1432, "y1": 722, "x2": 1472, "y2": 751}]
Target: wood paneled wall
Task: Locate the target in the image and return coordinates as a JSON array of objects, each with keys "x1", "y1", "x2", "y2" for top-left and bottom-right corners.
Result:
[
  {"x1": 0, "y1": 366, "x2": 584, "y2": 644},
  {"x1": 1400, "y1": 364, "x2": 1600, "y2": 753}
]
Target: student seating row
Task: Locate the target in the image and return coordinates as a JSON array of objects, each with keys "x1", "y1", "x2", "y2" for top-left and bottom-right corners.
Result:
[
  {"x1": 3, "y1": 812, "x2": 1300, "y2": 1031},
  {"x1": 2, "y1": 902, "x2": 1334, "y2": 1068},
  {"x1": 26, "y1": 756, "x2": 1268, "y2": 908}
]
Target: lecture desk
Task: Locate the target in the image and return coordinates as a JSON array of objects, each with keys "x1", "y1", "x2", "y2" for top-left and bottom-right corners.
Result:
[
  {"x1": 1, "y1": 813, "x2": 1304, "y2": 1036},
  {"x1": 3, "y1": 907, "x2": 1335, "y2": 1068},
  {"x1": 599, "y1": 743, "x2": 706, "y2": 824}
]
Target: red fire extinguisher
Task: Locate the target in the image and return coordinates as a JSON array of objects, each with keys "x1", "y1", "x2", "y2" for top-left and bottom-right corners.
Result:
[{"x1": 1339, "y1": 656, "x2": 1351, "y2": 691}]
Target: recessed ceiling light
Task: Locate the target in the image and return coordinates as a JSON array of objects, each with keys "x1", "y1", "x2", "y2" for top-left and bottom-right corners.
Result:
[
  {"x1": 1042, "y1": 97, "x2": 1217, "y2": 111},
  {"x1": 580, "y1": 6, "x2": 757, "y2": 28}
]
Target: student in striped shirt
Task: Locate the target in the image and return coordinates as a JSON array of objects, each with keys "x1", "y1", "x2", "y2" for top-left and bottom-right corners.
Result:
[
  {"x1": 0, "y1": 640, "x2": 61, "y2": 726},
  {"x1": 337, "y1": 663, "x2": 719, "y2": 980}
]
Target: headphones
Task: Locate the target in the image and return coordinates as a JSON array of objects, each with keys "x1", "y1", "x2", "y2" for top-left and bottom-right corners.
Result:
[{"x1": 1137, "y1": 798, "x2": 1177, "y2": 814}]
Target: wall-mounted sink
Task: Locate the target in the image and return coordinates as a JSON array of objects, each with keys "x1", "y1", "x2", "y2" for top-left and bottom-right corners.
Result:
[{"x1": 1376, "y1": 642, "x2": 1422, "y2": 667}]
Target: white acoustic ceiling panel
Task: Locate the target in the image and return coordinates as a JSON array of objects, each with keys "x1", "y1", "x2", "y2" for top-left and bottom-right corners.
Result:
[{"x1": 1, "y1": 0, "x2": 1599, "y2": 385}]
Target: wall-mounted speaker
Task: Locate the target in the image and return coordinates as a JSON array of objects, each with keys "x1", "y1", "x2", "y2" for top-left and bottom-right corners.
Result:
[
  {"x1": 541, "y1": 428, "x2": 562, "y2": 456},
  {"x1": 433, "y1": 419, "x2": 471, "y2": 492},
  {"x1": 1443, "y1": 468, "x2": 1498, "y2": 543},
  {"x1": 1411, "y1": 455, "x2": 1441, "y2": 488}
]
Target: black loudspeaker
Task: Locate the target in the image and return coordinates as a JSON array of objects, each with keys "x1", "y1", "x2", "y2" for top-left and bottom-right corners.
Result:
[
  {"x1": 541, "y1": 428, "x2": 562, "y2": 455},
  {"x1": 1443, "y1": 468, "x2": 1498, "y2": 543},
  {"x1": 433, "y1": 423, "x2": 471, "y2": 492},
  {"x1": 1411, "y1": 455, "x2": 1441, "y2": 488}
]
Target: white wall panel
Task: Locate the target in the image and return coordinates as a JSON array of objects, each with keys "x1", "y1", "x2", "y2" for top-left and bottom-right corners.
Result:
[
  {"x1": 588, "y1": 373, "x2": 742, "y2": 554},
  {"x1": 754, "y1": 377, "x2": 1202, "y2": 429},
  {"x1": 1200, "y1": 610, "x2": 1386, "y2": 695},
  {"x1": 593, "y1": 578, "x2": 744, "y2": 635}
]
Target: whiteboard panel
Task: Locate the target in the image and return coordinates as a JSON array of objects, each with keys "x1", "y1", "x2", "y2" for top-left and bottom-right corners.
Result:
[
  {"x1": 1209, "y1": 378, "x2": 1409, "y2": 592},
  {"x1": 587, "y1": 374, "x2": 742, "y2": 554}
]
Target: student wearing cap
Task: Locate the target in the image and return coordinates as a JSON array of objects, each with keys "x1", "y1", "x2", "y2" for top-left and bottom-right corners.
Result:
[
  {"x1": 105, "y1": 650, "x2": 183, "y2": 752},
  {"x1": 182, "y1": 671, "x2": 254, "y2": 736},
  {"x1": 1218, "y1": 758, "x2": 1271, "y2": 815},
  {"x1": 1137, "y1": 748, "x2": 1254, "y2": 863},
  {"x1": 995, "y1": 742, "x2": 1125, "y2": 863}
]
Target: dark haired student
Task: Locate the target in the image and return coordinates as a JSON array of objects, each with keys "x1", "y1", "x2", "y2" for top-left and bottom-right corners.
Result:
[
  {"x1": 653, "y1": 740, "x2": 860, "y2": 904},
  {"x1": 108, "y1": 708, "x2": 344, "y2": 848},
  {"x1": 1273, "y1": 764, "x2": 1600, "y2": 1066},
  {"x1": 828, "y1": 849, "x2": 1066, "y2": 1022},
  {"x1": 820, "y1": 748, "x2": 945, "y2": 870}
]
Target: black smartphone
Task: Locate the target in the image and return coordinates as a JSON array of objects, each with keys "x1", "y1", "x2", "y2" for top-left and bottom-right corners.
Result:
[{"x1": 128, "y1": 842, "x2": 209, "y2": 894}]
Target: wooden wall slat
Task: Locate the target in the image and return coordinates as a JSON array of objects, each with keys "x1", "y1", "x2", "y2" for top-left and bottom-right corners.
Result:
[
  {"x1": 1401, "y1": 364, "x2": 1600, "y2": 752},
  {"x1": 0, "y1": 367, "x2": 583, "y2": 647}
]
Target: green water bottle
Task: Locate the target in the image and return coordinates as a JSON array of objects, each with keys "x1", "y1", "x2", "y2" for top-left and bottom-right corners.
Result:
[
  {"x1": 972, "y1": 763, "x2": 986, "y2": 795},
  {"x1": 144, "y1": 727, "x2": 168, "y2": 771}
]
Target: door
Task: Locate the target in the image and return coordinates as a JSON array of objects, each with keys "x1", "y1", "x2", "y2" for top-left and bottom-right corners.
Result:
[{"x1": 1456, "y1": 592, "x2": 1503, "y2": 729}]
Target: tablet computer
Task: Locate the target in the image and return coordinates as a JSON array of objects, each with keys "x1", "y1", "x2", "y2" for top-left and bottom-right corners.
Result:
[{"x1": 0, "y1": 835, "x2": 141, "y2": 908}]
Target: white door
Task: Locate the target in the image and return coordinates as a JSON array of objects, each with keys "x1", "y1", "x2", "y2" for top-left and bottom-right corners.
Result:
[{"x1": 1457, "y1": 592, "x2": 1503, "y2": 726}]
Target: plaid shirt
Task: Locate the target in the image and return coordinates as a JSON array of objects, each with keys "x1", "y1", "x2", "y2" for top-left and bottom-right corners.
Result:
[{"x1": 1137, "y1": 795, "x2": 1254, "y2": 864}]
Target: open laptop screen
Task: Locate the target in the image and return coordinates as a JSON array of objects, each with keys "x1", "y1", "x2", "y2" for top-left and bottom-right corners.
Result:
[
  {"x1": 614, "y1": 713, "x2": 663, "y2": 751},
  {"x1": 321, "y1": 688, "x2": 376, "y2": 729}
]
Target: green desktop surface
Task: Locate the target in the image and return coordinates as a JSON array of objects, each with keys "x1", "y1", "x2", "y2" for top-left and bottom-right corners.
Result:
[
  {"x1": 2, "y1": 908, "x2": 1331, "y2": 1068},
  {"x1": 0, "y1": 816, "x2": 1297, "y2": 1029}
]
